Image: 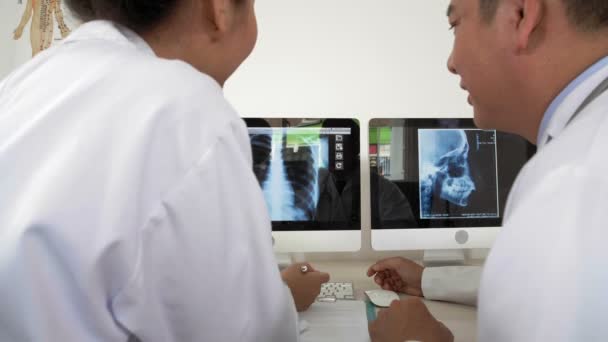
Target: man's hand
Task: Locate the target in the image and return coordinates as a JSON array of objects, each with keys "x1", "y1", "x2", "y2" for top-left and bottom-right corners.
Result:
[
  {"x1": 281, "y1": 262, "x2": 330, "y2": 312},
  {"x1": 369, "y1": 297, "x2": 453, "y2": 342},
  {"x1": 367, "y1": 257, "x2": 424, "y2": 297}
]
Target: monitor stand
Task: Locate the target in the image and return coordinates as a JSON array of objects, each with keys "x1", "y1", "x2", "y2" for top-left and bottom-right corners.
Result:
[{"x1": 423, "y1": 249, "x2": 466, "y2": 267}]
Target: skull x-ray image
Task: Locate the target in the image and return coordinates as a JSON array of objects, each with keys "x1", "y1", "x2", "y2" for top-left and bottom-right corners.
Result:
[{"x1": 419, "y1": 129, "x2": 499, "y2": 219}]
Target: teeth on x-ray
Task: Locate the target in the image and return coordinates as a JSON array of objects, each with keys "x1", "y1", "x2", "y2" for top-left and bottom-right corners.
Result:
[{"x1": 419, "y1": 129, "x2": 498, "y2": 219}]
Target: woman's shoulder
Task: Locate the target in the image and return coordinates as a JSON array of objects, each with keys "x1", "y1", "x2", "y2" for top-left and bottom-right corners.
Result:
[{"x1": 129, "y1": 55, "x2": 223, "y2": 102}]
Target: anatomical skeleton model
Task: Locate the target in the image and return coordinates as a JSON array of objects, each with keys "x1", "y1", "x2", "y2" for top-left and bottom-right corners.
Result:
[{"x1": 13, "y1": 0, "x2": 71, "y2": 57}]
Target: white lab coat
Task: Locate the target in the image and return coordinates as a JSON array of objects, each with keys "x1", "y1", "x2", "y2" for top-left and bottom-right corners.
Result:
[
  {"x1": 0, "y1": 21, "x2": 298, "y2": 341},
  {"x1": 478, "y1": 62, "x2": 608, "y2": 340}
]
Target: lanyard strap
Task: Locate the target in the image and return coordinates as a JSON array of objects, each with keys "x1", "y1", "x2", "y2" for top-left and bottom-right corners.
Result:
[{"x1": 546, "y1": 75, "x2": 608, "y2": 144}]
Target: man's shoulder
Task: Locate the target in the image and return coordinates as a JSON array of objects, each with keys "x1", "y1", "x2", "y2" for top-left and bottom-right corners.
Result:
[
  {"x1": 509, "y1": 109, "x2": 608, "y2": 214},
  {"x1": 529, "y1": 102, "x2": 608, "y2": 170}
]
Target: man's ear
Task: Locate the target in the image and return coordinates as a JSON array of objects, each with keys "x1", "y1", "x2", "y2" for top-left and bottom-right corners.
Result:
[
  {"x1": 201, "y1": 0, "x2": 232, "y2": 39},
  {"x1": 515, "y1": 0, "x2": 544, "y2": 51}
]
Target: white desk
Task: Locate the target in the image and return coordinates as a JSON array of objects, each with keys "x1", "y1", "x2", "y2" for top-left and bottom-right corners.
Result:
[{"x1": 312, "y1": 261, "x2": 478, "y2": 342}]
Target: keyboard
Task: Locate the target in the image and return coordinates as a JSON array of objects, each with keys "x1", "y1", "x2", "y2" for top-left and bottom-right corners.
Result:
[{"x1": 317, "y1": 282, "x2": 355, "y2": 302}]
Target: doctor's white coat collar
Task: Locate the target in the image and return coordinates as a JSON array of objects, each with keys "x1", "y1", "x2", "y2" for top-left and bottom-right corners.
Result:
[
  {"x1": 537, "y1": 56, "x2": 608, "y2": 149},
  {"x1": 64, "y1": 20, "x2": 156, "y2": 57}
]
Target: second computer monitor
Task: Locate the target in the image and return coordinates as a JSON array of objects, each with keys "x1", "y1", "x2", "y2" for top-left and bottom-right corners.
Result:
[
  {"x1": 369, "y1": 118, "x2": 535, "y2": 250},
  {"x1": 244, "y1": 118, "x2": 361, "y2": 252}
]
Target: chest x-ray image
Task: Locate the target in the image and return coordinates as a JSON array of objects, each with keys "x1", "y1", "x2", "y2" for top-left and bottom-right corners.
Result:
[
  {"x1": 249, "y1": 126, "x2": 327, "y2": 221},
  {"x1": 419, "y1": 129, "x2": 499, "y2": 219},
  {"x1": 246, "y1": 118, "x2": 360, "y2": 230}
]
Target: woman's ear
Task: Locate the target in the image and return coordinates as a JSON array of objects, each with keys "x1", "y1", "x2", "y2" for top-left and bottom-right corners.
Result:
[{"x1": 201, "y1": 0, "x2": 233, "y2": 40}]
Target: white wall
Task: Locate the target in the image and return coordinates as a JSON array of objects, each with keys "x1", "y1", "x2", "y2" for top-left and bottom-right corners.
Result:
[
  {"x1": 225, "y1": 0, "x2": 468, "y2": 116},
  {"x1": 224, "y1": 0, "x2": 481, "y2": 261},
  {"x1": 1, "y1": 1, "x2": 21, "y2": 78}
]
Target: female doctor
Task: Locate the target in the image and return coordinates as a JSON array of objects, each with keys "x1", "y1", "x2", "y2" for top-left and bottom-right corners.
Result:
[{"x1": 0, "y1": 0, "x2": 329, "y2": 341}]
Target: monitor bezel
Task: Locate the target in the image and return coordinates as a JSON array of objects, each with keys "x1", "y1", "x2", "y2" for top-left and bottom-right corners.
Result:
[
  {"x1": 244, "y1": 117, "x2": 362, "y2": 233},
  {"x1": 368, "y1": 117, "x2": 534, "y2": 250}
]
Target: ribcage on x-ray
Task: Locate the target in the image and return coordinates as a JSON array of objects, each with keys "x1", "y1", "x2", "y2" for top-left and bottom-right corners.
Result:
[
  {"x1": 249, "y1": 131, "x2": 321, "y2": 221},
  {"x1": 250, "y1": 133, "x2": 272, "y2": 185},
  {"x1": 283, "y1": 143, "x2": 318, "y2": 221}
]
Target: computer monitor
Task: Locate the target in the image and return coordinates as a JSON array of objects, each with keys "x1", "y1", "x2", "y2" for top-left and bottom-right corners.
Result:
[
  {"x1": 369, "y1": 118, "x2": 535, "y2": 251},
  {"x1": 244, "y1": 118, "x2": 361, "y2": 252}
]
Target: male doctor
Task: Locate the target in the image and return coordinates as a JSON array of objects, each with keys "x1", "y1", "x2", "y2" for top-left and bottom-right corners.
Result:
[{"x1": 369, "y1": 0, "x2": 608, "y2": 341}]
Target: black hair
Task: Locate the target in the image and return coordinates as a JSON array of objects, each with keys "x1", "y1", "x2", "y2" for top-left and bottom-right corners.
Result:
[
  {"x1": 479, "y1": 0, "x2": 608, "y2": 31},
  {"x1": 65, "y1": 0, "x2": 179, "y2": 32}
]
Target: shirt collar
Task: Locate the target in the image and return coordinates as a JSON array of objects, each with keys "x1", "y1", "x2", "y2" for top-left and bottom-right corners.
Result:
[
  {"x1": 64, "y1": 20, "x2": 156, "y2": 56},
  {"x1": 537, "y1": 56, "x2": 608, "y2": 147}
]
